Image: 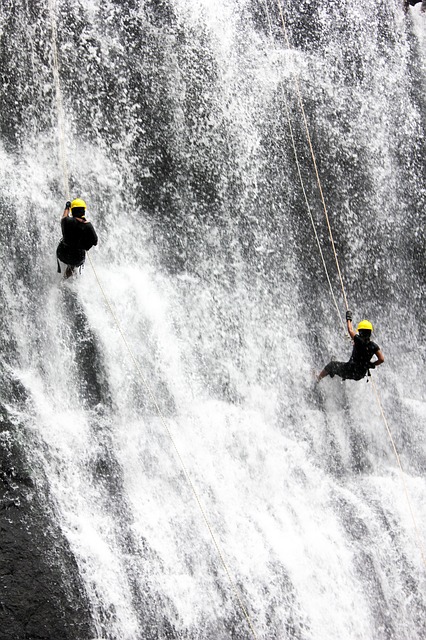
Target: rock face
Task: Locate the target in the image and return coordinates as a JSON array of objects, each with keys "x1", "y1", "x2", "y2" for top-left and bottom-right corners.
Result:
[{"x1": 0, "y1": 383, "x2": 94, "y2": 640}]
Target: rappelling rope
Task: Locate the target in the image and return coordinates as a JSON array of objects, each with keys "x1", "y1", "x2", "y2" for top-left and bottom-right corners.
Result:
[
  {"x1": 371, "y1": 378, "x2": 426, "y2": 570},
  {"x1": 86, "y1": 257, "x2": 259, "y2": 637},
  {"x1": 270, "y1": 0, "x2": 426, "y2": 571},
  {"x1": 48, "y1": 3, "x2": 258, "y2": 637},
  {"x1": 261, "y1": 0, "x2": 346, "y2": 335},
  {"x1": 273, "y1": 0, "x2": 350, "y2": 315},
  {"x1": 49, "y1": 0, "x2": 70, "y2": 199}
]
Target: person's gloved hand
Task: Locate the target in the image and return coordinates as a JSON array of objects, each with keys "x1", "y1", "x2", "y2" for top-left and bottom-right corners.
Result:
[
  {"x1": 368, "y1": 362, "x2": 376, "y2": 369},
  {"x1": 65, "y1": 201, "x2": 71, "y2": 209},
  {"x1": 345, "y1": 309, "x2": 352, "y2": 321}
]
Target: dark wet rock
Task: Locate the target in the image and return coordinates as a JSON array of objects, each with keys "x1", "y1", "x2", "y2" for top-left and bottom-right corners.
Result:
[{"x1": 0, "y1": 402, "x2": 94, "y2": 640}]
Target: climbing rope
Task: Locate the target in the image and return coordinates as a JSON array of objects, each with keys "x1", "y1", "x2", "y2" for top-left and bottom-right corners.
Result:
[
  {"x1": 269, "y1": 0, "x2": 426, "y2": 571},
  {"x1": 371, "y1": 378, "x2": 426, "y2": 569},
  {"x1": 87, "y1": 257, "x2": 259, "y2": 636},
  {"x1": 49, "y1": 0, "x2": 70, "y2": 199},
  {"x1": 261, "y1": 0, "x2": 347, "y2": 335},
  {"x1": 48, "y1": 2, "x2": 258, "y2": 636},
  {"x1": 274, "y1": 0, "x2": 350, "y2": 314}
]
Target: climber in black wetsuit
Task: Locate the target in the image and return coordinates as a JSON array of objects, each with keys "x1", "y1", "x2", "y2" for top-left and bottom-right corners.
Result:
[
  {"x1": 56, "y1": 198, "x2": 98, "y2": 278},
  {"x1": 317, "y1": 311, "x2": 384, "y2": 382}
]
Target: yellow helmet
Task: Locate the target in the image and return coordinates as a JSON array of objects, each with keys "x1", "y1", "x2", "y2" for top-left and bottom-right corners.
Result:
[
  {"x1": 357, "y1": 320, "x2": 373, "y2": 332},
  {"x1": 71, "y1": 198, "x2": 87, "y2": 210}
]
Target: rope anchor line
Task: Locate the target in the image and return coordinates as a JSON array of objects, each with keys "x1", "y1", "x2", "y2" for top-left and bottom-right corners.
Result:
[{"x1": 48, "y1": 2, "x2": 258, "y2": 636}]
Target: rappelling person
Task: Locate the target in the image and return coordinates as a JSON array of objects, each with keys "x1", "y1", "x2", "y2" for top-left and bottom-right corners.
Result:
[
  {"x1": 403, "y1": 0, "x2": 426, "y2": 12},
  {"x1": 56, "y1": 198, "x2": 98, "y2": 278},
  {"x1": 317, "y1": 311, "x2": 384, "y2": 382}
]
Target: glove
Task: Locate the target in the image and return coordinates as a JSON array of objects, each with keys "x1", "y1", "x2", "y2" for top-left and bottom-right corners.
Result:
[
  {"x1": 345, "y1": 309, "x2": 352, "y2": 321},
  {"x1": 368, "y1": 362, "x2": 376, "y2": 369},
  {"x1": 65, "y1": 201, "x2": 71, "y2": 209}
]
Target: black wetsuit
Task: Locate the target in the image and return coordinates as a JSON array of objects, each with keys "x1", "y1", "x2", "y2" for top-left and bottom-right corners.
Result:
[
  {"x1": 56, "y1": 217, "x2": 98, "y2": 269},
  {"x1": 324, "y1": 335, "x2": 380, "y2": 381}
]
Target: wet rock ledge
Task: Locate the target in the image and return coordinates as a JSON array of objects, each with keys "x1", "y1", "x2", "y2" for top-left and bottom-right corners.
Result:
[{"x1": 0, "y1": 396, "x2": 94, "y2": 640}]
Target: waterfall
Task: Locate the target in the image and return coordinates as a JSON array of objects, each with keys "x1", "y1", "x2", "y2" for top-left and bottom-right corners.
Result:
[{"x1": 0, "y1": 1, "x2": 425, "y2": 639}]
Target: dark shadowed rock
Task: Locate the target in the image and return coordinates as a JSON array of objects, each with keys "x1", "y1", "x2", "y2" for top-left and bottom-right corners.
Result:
[{"x1": 0, "y1": 396, "x2": 94, "y2": 640}]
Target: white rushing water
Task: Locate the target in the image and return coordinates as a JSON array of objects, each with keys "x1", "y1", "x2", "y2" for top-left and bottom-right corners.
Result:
[{"x1": 0, "y1": 0, "x2": 425, "y2": 638}]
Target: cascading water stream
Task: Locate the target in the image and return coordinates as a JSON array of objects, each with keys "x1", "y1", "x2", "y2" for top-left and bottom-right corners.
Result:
[{"x1": 0, "y1": 1, "x2": 425, "y2": 639}]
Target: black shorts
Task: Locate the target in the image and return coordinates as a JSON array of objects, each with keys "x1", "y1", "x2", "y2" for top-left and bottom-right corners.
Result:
[
  {"x1": 324, "y1": 361, "x2": 367, "y2": 381},
  {"x1": 56, "y1": 240, "x2": 85, "y2": 267}
]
